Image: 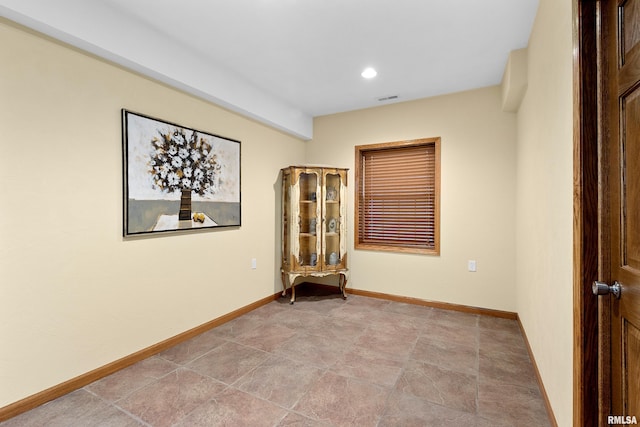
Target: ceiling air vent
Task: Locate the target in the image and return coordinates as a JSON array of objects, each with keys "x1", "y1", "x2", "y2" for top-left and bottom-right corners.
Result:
[{"x1": 377, "y1": 95, "x2": 399, "y2": 102}]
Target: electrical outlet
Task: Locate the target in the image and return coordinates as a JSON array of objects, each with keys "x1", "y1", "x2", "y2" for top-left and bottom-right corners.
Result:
[
  {"x1": 468, "y1": 260, "x2": 477, "y2": 272},
  {"x1": 251, "y1": 258, "x2": 257, "y2": 269}
]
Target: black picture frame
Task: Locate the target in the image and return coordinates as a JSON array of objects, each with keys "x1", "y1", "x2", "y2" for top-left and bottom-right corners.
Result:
[{"x1": 122, "y1": 109, "x2": 241, "y2": 236}]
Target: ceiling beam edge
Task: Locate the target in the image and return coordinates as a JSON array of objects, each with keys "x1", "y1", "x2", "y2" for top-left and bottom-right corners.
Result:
[{"x1": 0, "y1": 6, "x2": 313, "y2": 141}]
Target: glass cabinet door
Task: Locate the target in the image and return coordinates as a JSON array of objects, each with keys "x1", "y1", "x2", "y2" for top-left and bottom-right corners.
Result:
[
  {"x1": 297, "y1": 169, "x2": 321, "y2": 270},
  {"x1": 323, "y1": 170, "x2": 346, "y2": 269},
  {"x1": 281, "y1": 170, "x2": 291, "y2": 270}
]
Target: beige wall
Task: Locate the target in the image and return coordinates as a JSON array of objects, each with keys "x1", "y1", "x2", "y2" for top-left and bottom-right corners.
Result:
[
  {"x1": 2, "y1": 1, "x2": 575, "y2": 423},
  {"x1": 515, "y1": 0, "x2": 574, "y2": 425},
  {"x1": 0, "y1": 19, "x2": 305, "y2": 407},
  {"x1": 308, "y1": 86, "x2": 518, "y2": 311}
]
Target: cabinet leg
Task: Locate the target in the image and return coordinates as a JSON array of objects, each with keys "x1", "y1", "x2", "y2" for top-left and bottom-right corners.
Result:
[
  {"x1": 339, "y1": 274, "x2": 348, "y2": 300},
  {"x1": 281, "y1": 272, "x2": 287, "y2": 297},
  {"x1": 290, "y1": 284, "x2": 296, "y2": 304}
]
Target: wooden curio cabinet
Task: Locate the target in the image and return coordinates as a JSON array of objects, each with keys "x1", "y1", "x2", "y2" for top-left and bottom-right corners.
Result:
[{"x1": 281, "y1": 166, "x2": 349, "y2": 303}]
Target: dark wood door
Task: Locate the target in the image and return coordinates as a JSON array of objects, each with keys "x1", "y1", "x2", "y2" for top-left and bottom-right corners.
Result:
[{"x1": 601, "y1": 0, "x2": 640, "y2": 420}]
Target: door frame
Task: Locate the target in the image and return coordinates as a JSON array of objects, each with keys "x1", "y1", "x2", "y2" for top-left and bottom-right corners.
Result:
[{"x1": 573, "y1": 0, "x2": 611, "y2": 425}]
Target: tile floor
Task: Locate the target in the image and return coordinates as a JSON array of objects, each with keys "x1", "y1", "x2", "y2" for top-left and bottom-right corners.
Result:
[{"x1": 1, "y1": 285, "x2": 552, "y2": 426}]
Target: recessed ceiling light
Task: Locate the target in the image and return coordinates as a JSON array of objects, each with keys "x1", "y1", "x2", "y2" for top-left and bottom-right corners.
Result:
[{"x1": 361, "y1": 67, "x2": 377, "y2": 79}]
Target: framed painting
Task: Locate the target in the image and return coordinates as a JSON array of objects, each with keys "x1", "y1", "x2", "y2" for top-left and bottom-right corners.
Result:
[{"x1": 122, "y1": 109, "x2": 241, "y2": 236}]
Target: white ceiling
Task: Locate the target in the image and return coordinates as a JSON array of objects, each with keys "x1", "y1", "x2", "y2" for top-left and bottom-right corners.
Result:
[{"x1": 0, "y1": 0, "x2": 539, "y2": 139}]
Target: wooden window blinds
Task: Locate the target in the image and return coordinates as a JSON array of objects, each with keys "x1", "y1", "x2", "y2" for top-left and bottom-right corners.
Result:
[{"x1": 355, "y1": 138, "x2": 440, "y2": 255}]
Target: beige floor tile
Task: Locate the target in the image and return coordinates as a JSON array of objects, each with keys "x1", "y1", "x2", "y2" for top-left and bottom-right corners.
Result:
[
  {"x1": 293, "y1": 371, "x2": 389, "y2": 427},
  {"x1": 1, "y1": 294, "x2": 552, "y2": 427},
  {"x1": 115, "y1": 367, "x2": 226, "y2": 427}
]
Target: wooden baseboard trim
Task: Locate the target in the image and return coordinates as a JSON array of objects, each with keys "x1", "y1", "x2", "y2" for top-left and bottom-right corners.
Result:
[
  {"x1": 0, "y1": 292, "x2": 280, "y2": 422},
  {"x1": 516, "y1": 315, "x2": 559, "y2": 427},
  {"x1": 346, "y1": 287, "x2": 518, "y2": 319}
]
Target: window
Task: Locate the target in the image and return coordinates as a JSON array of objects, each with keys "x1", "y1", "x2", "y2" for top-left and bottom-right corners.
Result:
[{"x1": 355, "y1": 137, "x2": 440, "y2": 255}]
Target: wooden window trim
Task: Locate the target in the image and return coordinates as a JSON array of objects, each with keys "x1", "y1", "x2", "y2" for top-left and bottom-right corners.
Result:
[{"x1": 354, "y1": 137, "x2": 441, "y2": 255}]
